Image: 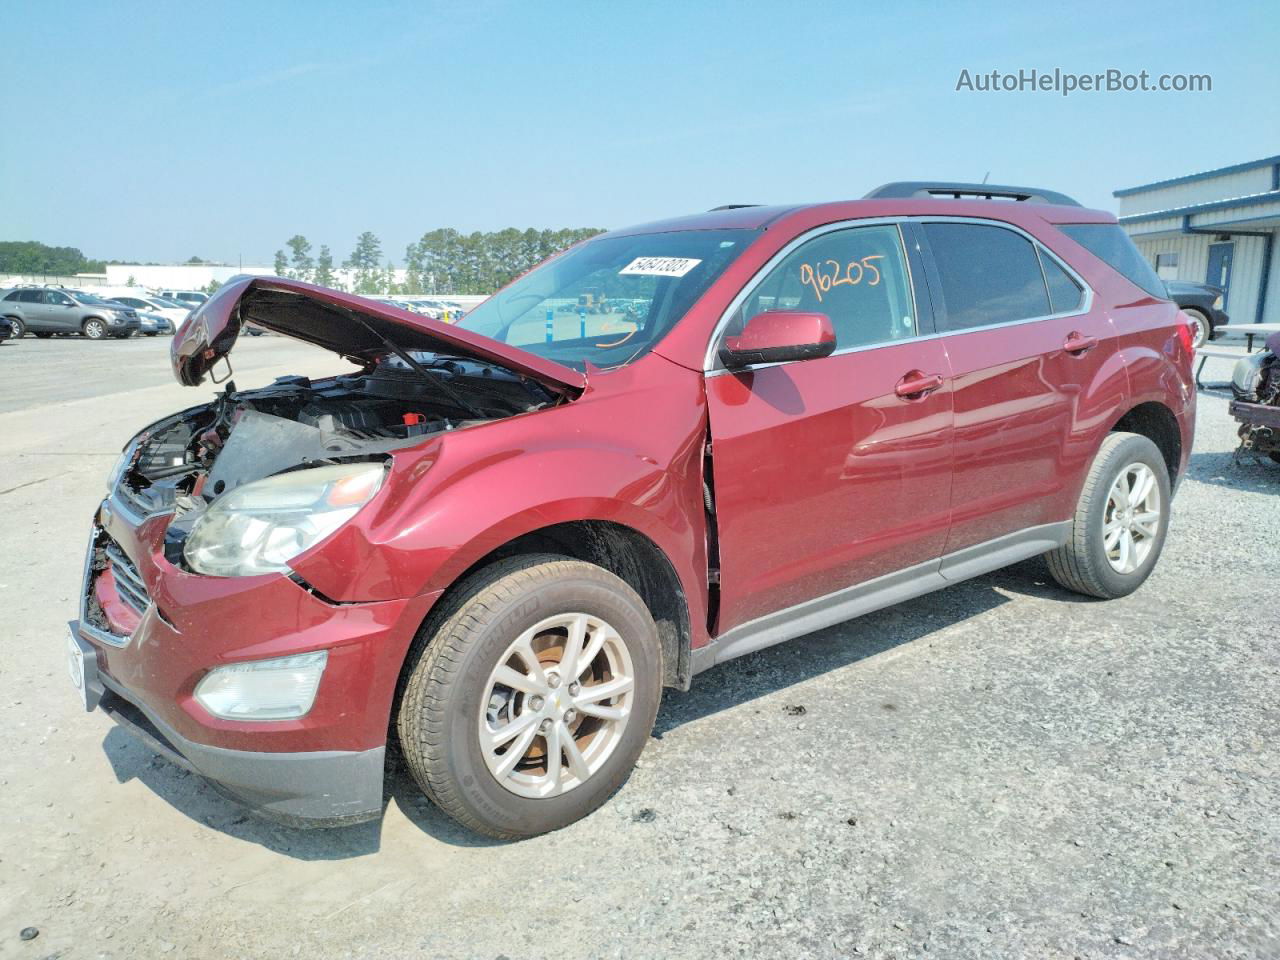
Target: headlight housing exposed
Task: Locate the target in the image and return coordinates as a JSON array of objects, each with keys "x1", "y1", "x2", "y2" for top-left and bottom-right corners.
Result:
[
  {"x1": 183, "y1": 462, "x2": 385, "y2": 577},
  {"x1": 106, "y1": 439, "x2": 138, "y2": 494},
  {"x1": 194, "y1": 651, "x2": 328, "y2": 720},
  {"x1": 1212, "y1": 294, "x2": 1224, "y2": 310}
]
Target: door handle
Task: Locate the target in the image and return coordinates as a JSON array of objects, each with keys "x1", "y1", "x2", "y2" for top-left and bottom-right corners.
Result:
[
  {"x1": 894, "y1": 371, "x2": 944, "y2": 399},
  {"x1": 1063, "y1": 332, "x2": 1098, "y2": 355}
]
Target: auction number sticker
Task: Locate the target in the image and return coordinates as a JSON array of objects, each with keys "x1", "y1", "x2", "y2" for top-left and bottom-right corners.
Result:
[{"x1": 619, "y1": 257, "x2": 702, "y2": 278}]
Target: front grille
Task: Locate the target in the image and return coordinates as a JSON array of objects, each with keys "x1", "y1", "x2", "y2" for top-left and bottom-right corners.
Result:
[{"x1": 104, "y1": 539, "x2": 150, "y2": 616}]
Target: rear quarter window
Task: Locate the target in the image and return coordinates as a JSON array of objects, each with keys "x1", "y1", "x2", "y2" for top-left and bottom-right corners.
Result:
[{"x1": 1058, "y1": 223, "x2": 1167, "y2": 299}]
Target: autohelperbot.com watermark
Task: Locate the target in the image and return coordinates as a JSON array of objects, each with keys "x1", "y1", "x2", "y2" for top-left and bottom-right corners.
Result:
[{"x1": 955, "y1": 68, "x2": 1211, "y2": 96}]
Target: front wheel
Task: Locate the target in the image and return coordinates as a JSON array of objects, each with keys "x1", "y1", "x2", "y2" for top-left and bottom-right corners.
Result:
[
  {"x1": 1046, "y1": 432, "x2": 1171, "y2": 599},
  {"x1": 83, "y1": 318, "x2": 107, "y2": 340},
  {"x1": 397, "y1": 555, "x2": 662, "y2": 839}
]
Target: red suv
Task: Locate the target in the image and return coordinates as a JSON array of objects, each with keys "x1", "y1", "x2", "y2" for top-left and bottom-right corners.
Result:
[{"x1": 70, "y1": 182, "x2": 1195, "y2": 837}]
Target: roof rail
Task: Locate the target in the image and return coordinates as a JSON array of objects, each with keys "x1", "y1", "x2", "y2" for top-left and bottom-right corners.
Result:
[
  {"x1": 865, "y1": 181, "x2": 1082, "y2": 207},
  {"x1": 708, "y1": 204, "x2": 761, "y2": 211}
]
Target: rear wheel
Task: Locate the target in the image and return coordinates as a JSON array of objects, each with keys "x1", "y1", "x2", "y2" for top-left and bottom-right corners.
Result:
[
  {"x1": 82, "y1": 318, "x2": 107, "y2": 340},
  {"x1": 6, "y1": 317, "x2": 25, "y2": 338},
  {"x1": 397, "y1": 555, "x2": 662, "y2": 839},
  {"x1": 1183, "y1": 308, "x2": 1210, "y2": 349},
  {"x1": 1046, "y1": 432, "x2": 1171, "y2": 599}
]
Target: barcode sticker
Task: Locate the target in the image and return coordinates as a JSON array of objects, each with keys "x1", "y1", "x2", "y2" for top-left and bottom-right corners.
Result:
[{"x1": 619, "y1": 257, "x2": 702, "y2": 278}]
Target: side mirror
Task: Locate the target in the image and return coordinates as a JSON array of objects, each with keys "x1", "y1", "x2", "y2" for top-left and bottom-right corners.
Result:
[{"x1": 718, "y1": 310, "x2": 836, "y2": 369}]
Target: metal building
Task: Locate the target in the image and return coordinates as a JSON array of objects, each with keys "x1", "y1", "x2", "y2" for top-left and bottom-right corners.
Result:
[{"x1": 1114, "y1": 155, "x2": 1279, "y2": 325}]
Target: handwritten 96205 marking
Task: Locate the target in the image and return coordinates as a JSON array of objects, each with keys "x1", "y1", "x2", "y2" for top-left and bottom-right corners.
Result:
[{"x1": 799, "y1": 255, "x2": 884, "y2": 302}]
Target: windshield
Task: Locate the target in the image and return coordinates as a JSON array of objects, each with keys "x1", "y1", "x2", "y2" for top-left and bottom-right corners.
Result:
[
  {"x1": 73, "y1": 292, "x2": 111, "y2": 305},
  {"x1": 454, "y1": 229, "x2": 757, "y2": 370}
]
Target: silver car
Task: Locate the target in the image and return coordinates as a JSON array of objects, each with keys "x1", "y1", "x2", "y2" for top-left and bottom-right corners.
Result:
[{"x1": 0, "y1": 287, "x2": 141, "y2": 339}]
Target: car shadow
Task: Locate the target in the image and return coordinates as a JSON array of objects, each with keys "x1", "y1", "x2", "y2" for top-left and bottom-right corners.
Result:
[
  {"x1": 1187, "y1": 449, "x2": 1279, "y2": 493},
  {"x1": 100, "y1": 557, "x2": 1081, "y2": 856},
  {"x1": 654, "y1": 556, "x2": 1079, "y2": 736}
]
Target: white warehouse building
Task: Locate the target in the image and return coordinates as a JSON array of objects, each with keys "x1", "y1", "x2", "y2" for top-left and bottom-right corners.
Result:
[{"x1": 1115, "y1": 154, "x2": 1280, "y2": 326}]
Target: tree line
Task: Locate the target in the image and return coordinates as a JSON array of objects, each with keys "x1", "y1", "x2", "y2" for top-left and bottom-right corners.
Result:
[
  {"x1": 0, "y1": 241, "x2": 106, "y2": 276},
  {"x1": 273, "y1": 227, "x2": 604, "y2": 296}
]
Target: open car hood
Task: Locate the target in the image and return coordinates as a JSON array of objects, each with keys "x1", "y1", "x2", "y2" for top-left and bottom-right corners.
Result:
[{"x1": 171, "y1": 275, "x2": 587, "y2": 394}]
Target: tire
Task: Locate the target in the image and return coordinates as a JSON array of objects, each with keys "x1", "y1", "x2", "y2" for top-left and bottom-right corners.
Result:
[
  {"x1": 6, "y1": 317, "x2": 25, "y2": 338},
  {"x1": 82, "y1": 318, "x2": 107, "y2": 340},
  {"x1": 1046, "y1": 432, "x2": 1172, "y2": 599},
  {"x1": 1183, "y1": 308, "x2": 1210, "y2": 349},
  {"x1": 397, "y1": 554, "x2": 662, "y2": 839}
]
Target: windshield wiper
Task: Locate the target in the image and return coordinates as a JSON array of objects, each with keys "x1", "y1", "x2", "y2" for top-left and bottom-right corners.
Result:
[{"x1": 349, "y1": 315, "x2": 487, "y2": 419}]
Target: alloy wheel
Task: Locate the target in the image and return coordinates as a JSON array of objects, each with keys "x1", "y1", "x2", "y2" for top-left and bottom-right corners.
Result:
[
  {"x1": 1103, "y1": 462, "x2": 1162, "y2": 574},
  {"x1": 84, "y1": 319, "x2": 106, "y2": 340},
  {"x1": 479, "y1": 612, "x2": 634, "y2": 799}
]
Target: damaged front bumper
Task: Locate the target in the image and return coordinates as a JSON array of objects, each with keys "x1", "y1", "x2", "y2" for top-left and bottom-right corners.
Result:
[{"x1": 73, "y1": 495, "x2": 438, "y2": 827}]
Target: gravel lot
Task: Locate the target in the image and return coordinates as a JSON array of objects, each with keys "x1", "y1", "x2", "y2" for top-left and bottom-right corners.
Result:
[{"x1": 1, "y1": 336, "x2": 1277, "y2": 960}]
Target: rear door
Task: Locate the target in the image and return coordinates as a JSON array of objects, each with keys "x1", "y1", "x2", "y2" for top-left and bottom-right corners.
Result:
[
  {"x1": 18, "y1": 290, "x2": 52, "y2": 329},
  {"x1": 705, "y1": 220, "x2": 954, "y2": 633},
  {"x1": 916, "y1": 218, "x2": 1122, "y2": 555}
]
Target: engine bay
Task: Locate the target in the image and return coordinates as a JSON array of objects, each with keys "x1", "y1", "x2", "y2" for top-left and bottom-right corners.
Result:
[{"x1": 116, "y1": 354, "x2": 558, "y2": 519}]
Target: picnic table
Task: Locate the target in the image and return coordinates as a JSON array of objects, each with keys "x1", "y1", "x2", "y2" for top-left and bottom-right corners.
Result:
[{"x1": 1215, "y1": 323, "x2": 1280, "y2": 353}]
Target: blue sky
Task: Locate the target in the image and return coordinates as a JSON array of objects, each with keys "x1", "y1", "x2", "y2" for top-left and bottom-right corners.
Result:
[{"x1": 3, "y1": 0, "x2": 1276, "y2": 265}]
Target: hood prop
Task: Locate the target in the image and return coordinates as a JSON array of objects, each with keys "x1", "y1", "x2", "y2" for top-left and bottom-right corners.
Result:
[{"x1": 349, "y1": 313, "x2": 487, "y2": 420}]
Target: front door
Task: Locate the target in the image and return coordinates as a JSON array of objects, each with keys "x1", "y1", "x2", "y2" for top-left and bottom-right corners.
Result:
[
  {"x1": 1206, "y1": 242, "x2": 1234, "y2": 309},
  {"x1": 43, "y1": 290, "x2": 79, "y2": 332},
  {"x1": 706, "y1": 222, "x2": 954, "y2": 634},
  {"x1": 918, "y1": 220, "x2": 1122, "y2": 553}
]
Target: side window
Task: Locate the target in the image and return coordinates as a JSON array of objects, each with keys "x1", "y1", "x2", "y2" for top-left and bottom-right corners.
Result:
[
  {"x1": 4, "y1": 291, "x2": 21, "y2": 301},
  {"x1": 1038, "y1": 249, "x2": 1085, "y2": 314},
  {"x1": 923, "y1": 223, "x2": 1051, "y2": 331},
  {"x1": 18, "y1": 290, "x2": 42, "y2": 303},
  {"x1": 726, "y1": 224, "x2": 916, "y2": 351},
  {"x1": 45, "y1": 291, "x2": 72, "y2": 305}
]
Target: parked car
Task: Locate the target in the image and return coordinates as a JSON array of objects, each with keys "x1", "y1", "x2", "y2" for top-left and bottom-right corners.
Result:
[
  {"x1": 1229, "y1": 329, "x2": 1280, "y2": 463},
  {"x1": 156, "y1": 289, "x2": 209, "y2": 308},
  {"x1": 0, "y1": 316, "x2": 13, "y2": 340},
  {"x1": 1165, "y1": 280, "x2": 1228, "y2": 348},
  {"x1": 1, "y1": 287, "x2": 141, "y2": 339},
  {"x1": 136, "y1": 312, "x2": 175, "y2": 336},
  {"x1": 107, "y1": 295, "x2": 191, "y2": 327},
  {"x1": 70, "y1": 182, "x2": 1194, "y2": 838}
]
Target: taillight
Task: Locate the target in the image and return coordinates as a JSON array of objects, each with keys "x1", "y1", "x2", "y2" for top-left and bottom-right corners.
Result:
[{"x1": 1174, "y1": 310, "x2": 1194, "y2": 355}]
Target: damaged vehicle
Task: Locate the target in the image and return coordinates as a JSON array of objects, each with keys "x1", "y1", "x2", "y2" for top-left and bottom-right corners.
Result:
[
  {"x1": 70, "y1": 183, "x2": 1195, "y2": 838},
  {"x1": 1230, "y1": 330, "x2": 1280, "y2": 464}
]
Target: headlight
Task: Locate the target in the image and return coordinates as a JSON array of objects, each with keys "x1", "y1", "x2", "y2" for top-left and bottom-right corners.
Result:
[
  {"x1": 183, "y1": 462, "x2": 385, "y2": 577},
  {"x1": 106, "y1": 440, "x2": 138, "y2": 494},
  {"x1": 1213, "y1": 295, "x2": 1224, "y2": 310},
  {"x1": 194, "y1": 651, "x2": 328, "y2": 720}
]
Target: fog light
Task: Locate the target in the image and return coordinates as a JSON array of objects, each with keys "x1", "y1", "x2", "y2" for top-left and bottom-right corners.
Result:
[{"x1": 194, "y1": 651, "x2": 328, "y2": 721}]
